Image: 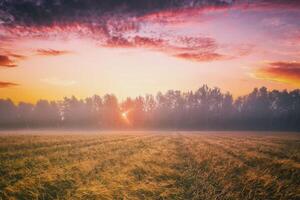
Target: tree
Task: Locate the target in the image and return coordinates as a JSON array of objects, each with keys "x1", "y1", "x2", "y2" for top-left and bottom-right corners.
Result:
[{"x1": 0, "y1": 85, "x2": 299, "y2": 131}]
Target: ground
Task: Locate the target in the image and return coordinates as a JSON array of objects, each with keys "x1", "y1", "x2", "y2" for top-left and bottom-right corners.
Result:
[{"x1": 0, "y1": 131, "x2": 299, "y2": 200}]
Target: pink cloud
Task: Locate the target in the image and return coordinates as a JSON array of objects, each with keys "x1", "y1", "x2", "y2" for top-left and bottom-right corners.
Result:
[{"x1": 36, "y1": 49, "x2": 71, "y2": 56}]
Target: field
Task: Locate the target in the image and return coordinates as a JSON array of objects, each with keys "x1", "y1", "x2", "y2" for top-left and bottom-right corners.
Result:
[{"x1": 0, "y1": 131, "x2": 299, "y2": 200}]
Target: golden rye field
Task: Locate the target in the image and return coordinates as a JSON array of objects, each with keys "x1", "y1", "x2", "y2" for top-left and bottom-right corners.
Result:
[{"x1": 0, "y1": 131, "x2": 299, "y2": 200}]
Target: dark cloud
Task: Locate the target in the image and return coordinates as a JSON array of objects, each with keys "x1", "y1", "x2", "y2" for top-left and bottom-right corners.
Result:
[
  {"x1": 0, "y1": 81, "x2": 19, "y2": 88},
  {"x1": 256, "y1": 61, "x2": 300, "y2": 85},
  {"x1": 2, "y1": 0, "x2": 299, "y2": 27},
  {"x1": 0, "y1": 55, "x2": 17, "y2": 67},
  {"x1": 258, "y1": 0, "x2": 300, "y2": 6},
  {"x1": 1, "y1": 0, "x2": 299, "y2": 36},
  {"x1": 0, "y1": 1, "x2": 234, "y2": 45},
  {"x1": 1, "y1": 0, "x2": 297, "y2": 44},
  {"x1": 1, "y1": 0, "x2": 293, "y2": 64},
  {"x1": 36, "y1": 49, "x2": 71, "y2": 56},
  {"x1": 0, "y1": 1, "x2": 232, "y2": 26}
]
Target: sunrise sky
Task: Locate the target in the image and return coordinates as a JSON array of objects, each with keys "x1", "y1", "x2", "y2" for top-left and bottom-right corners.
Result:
[{"x1": 0, "y1": 0, "x2": 300, "y2": 103}]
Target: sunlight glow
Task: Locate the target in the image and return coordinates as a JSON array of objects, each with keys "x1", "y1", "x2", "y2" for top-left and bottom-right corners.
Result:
[
  {"x1": 122, "y1": 112, "x2": 128, "y2": 119},
  {"x1": 121, "y1": 111, "x2": 131, "y2": 125}
]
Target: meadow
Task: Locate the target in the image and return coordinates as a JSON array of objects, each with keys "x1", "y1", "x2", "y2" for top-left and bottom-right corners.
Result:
[{"x1": 0, "y1": 131, "x2": 299, "y2": 200}]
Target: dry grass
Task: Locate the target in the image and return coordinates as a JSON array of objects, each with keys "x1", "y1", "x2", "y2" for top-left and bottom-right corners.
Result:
[{"x1": 0, "y1": 131, "x2": 299, "y2": 200}]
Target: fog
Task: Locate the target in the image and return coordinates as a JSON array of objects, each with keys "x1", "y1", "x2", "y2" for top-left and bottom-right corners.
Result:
[{"x1": 1, "y1": 85, "x2": 300, "y2": 131}]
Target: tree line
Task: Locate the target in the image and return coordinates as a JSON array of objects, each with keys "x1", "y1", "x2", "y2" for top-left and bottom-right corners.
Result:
[{"x1": 1, "y1": 85, "x2": 300, "y2": 130}]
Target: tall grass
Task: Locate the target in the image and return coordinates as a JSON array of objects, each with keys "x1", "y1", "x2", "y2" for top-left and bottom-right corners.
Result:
[{"x1": 0, "y1": 131, "x2": 299, "y2": 199}]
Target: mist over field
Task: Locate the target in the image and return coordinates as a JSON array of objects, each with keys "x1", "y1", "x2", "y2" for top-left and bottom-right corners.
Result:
[{"x1": 1, "y1": 86, "x2": 300, "y2": 131}]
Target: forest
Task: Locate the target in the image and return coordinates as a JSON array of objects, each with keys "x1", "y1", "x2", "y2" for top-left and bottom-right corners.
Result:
[{"x1": 1, "y1": 85, "x2": 300, "y2": 130}]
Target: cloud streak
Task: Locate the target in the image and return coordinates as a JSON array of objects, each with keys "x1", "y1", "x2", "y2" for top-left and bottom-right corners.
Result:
[
  {"x1": 36, "y1": 49, "x2": 71, "y2": 56},
  {"x1": 175, "y1": 52, "x2": 227, "y2": 62},
  {"x1": 256, "y1": 61, "x2": 300, "y2": 85},
  {"x1": 0, "y1": 55, "x2": 17, "y2": 67},
  {"x1": 0, "y1": 81, "x2": 19, "y2": 88}
]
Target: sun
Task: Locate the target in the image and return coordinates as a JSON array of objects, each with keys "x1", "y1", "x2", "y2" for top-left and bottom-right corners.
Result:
[
  {"x1": 122, "y1": 112, "x2": 127, "y2": 119},
  {"x1": 121, "y1": 110, "x2": 131, "y2": 125}
]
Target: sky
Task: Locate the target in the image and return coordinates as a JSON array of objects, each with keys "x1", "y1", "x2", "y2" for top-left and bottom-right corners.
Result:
[{"x1": 0, "y1": 0, "x2": 300, "y2": 103}]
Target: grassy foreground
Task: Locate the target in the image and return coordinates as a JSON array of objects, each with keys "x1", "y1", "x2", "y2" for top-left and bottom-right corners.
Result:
[{"x1": 0, "y1": 131, "x2": 299, "y2": 200}]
